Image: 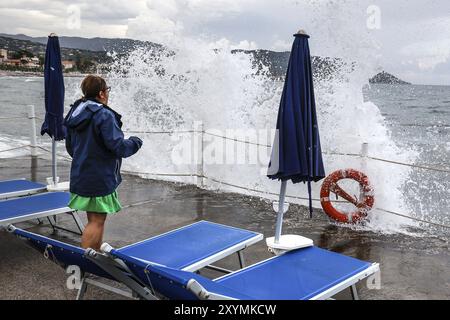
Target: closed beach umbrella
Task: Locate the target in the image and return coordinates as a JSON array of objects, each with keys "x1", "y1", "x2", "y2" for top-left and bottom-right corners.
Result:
[
  {"x1": 40, "y1": 33, "x2": 65, "y2": 184},
  {"x1": 267, "y1": 30, "x2": 325, "y2": 243}
]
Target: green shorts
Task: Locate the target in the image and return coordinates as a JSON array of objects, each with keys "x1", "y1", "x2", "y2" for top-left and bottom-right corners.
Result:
[{"x1": 68, "y1": 190, "x2": 122, "y2": 214}]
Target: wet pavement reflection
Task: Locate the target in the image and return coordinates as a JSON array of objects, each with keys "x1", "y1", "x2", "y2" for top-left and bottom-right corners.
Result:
[{"x1": 0, "y1": 156, "x2": 448, "y2": 300}]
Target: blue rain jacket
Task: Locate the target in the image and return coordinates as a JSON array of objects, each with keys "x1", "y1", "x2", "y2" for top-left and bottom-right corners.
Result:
[{"x1": 64, "y1": 99, "x2": 142, "y2": 197}]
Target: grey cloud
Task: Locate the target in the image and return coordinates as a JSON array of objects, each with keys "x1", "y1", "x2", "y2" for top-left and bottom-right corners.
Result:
[{"x1": 0, "y1": 0, "x2": 449, "y2": 84}]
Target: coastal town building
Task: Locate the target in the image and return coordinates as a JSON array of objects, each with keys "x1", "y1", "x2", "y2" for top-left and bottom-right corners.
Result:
[
  {"x1": 24, "y1": 57, "x2": 40, "y2": 68},
  {"x1": 2, "y1": 59, "x2": 21, "y2": 66},
  {"x1": 62, "y1": 60, "x2": 74, "y2": 70},
  {"x1": 0, "y1": 50, "x2": 41, "y2": 69},
  {"x1": 0, "y1": 51, "x2": 77, "y2": 71},
  {"x1": 0, "y1": 49, "x2": 8, "y2": 61}
]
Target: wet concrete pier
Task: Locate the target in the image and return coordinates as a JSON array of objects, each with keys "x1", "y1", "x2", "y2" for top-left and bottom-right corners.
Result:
[{"x1": 0, "y1": 156, "x2": 448, "y2": 300}]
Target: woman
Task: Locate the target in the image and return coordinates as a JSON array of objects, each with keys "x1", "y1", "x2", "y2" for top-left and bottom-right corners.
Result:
[{"x1": 64, "y1": 75, "x2": 142, "y2": 250}]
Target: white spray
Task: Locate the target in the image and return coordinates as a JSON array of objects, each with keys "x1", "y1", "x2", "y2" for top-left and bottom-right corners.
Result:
[{"x1": 102, "y1": 0, "x2": 421, "y2": 234}]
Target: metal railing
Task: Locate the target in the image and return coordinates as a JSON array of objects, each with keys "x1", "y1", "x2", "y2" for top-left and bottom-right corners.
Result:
[{"x1": 0, "y1": 106, "x2": 449, "y2": 230}]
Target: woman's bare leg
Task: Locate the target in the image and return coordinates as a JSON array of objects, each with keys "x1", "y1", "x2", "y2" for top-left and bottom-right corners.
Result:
[{"x1": 81, "y1": 212, "x2": 107, "y2": 250}]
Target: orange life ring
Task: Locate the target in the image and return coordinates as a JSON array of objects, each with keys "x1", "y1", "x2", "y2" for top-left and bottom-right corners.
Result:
[{"x1": 320, "y1": 169, "x2": 374, "y2": 223}]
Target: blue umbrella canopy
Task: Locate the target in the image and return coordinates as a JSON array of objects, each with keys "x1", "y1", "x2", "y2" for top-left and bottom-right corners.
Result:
[
  {"x1": 267, "y1": 32, "x2": 325, "y2": 218},
  {"x1": 41, "y1": 35, "x2": 65, "y2": 141}
]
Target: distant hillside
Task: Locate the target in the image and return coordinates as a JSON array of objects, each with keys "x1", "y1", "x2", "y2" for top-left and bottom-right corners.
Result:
[
  {"x1": 0, "y1": 36, "x2": 114, "y2": 73},
  {"x1": 0, "y1": 33, "x2": 161, "y2": 54},
  {"x1": 0, "y1": 36, "x2": 108, "y2": 62},
  {"x1": 369, "y1": 71, "x2": 411, "y2": 85},
  {"x1": 234, "y1": 49, "x2": 347, "y2": 81},
  {"x1": 0, "y1": 34, "x2": 411, "y2": 84}
]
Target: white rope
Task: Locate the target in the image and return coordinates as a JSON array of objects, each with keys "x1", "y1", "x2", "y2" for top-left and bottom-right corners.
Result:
[
  {"x1": 123, "y1": 130, "x2": 196, "y2": 135},
  {"x1": 122, "y1": 129, "x2": 450, "y2": 173},
  {"x1": 121, "y1": 169, "x2": 198, "y2": 178},
  {"x1": 203, "y1": 131, "x2": 272, "y2": 148},
  {"x1": 0, "y1": 115, "x2": 44, "y2": 121},
  {"x1": 121, "y1": 199, "x2": 155, "y2": 209},
  {"x1": 35, "y1": 146, "x2": 72, "y2": 160},
  {"x1": 117, "y1": 170, "x2": 450, "y2": 230},
  {"x1": 0, "y1": 144, "x2": 31, "y2": 154},
  {"x1": 2, "y1": 137, "x2": 449, "y2": 229},
  {"x1": 368, "y1": 156, "x2": 450, "y2": 174},
  {"x1": 144, "y1": 265, "x2": 157, "y2": 296},
  {"x1": 323, "y1": 151, "x2": 361, "y2": 157},
  {"x1": 0, "y1": 116, "x2": 28, "y2": 120},
  {"x1": 375, "y1": 208, "x2": 450, "y2": 229},
  {"x1": 0, "y1": 123, "x2": 447, "y2": 173}
]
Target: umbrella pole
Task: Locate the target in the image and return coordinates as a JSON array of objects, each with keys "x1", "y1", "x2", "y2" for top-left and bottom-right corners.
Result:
[
  {"x1": 52, "y1": 137, "x2": 57, "y2": 185},
  {"x1": 274, "y1": 180, "x2": 287, "y2": 243},
  {"x1": 308, "y1": 179, "x2": 313, "y2": 218}
]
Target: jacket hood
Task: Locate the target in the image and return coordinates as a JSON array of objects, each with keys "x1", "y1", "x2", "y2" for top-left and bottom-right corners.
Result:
[{"x1": 64, "y1": 99, "x2": 103, "y2": 131}]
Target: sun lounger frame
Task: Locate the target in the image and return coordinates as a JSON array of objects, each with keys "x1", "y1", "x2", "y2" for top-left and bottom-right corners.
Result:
[
  {"x1": 114, "y1": 220, "x2": 261, "y2": 272},
  {"x1": 0, "y1": 178, "x2": 47, "y2": 200},
  {"x1": 186, "y1": 256, "x2": 380, "y2": 300},
  {"x1": 92, "y1": 244, "x2": 380, "y2": 301},
  {"x1": 0, "y1": 192, "x2": 84, "y2": 234},
  {"x1": 7, "y1": 221, "x2": 263, "y2": 300}
]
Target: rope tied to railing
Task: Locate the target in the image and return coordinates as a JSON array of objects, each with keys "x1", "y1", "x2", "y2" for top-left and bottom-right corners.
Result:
[
  {"x1": 5, "y1": 147, "x2": 449, "y2": 230},
  {"x1": 2, "y1": 113, "x2": 450, "y2": 172},
  {"x1": 124, "y1": 129, "x2": 197, "y2": 135},
  {"x1": 367, "y1": 156, "x2": 450, "y2": 174},
  {"x1": 2, "y1": 116, "x2": 449, "y2": 230},
  {"x1": 0, "y1": 115, "x2": 44, "y2": 121},
  {"x1": 35, "y1": 146, "x2": 72, "y2": 160},
  {"x1": 375, "y1": 208, "x2": 450, "y2": 229},
  {"x1": 119, "y1": 169, "x2": 450, "y2": 230},
  {"x1": 0, "y1": 144, "x2": 31, "y2": 154},
  {"x1": 122, "y1": 128, "x2": 450, "y2": 173},
  {"x1": 0, "y1": 116, "x2": 29, "y2": 121},
  {"x1": 2, "y1": 117, "x2": 448, "y2": 173}
]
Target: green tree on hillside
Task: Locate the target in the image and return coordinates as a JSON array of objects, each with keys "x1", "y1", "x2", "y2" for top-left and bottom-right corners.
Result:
[{"x1": 11, "y1": 49, "x2": 34, "y2": 59}]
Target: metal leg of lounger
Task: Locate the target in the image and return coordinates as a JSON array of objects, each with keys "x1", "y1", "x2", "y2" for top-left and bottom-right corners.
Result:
[
  {"x1": 203, "y1": 250, "x2": 246, "y2": 274},
  {"x1": 47, "y1": 211, "x2": 84, "y2": 235},
  {"x1": 71, "y1": 212, "x2": 85, "y2": 233},
  {"x1": 47, "y1": 216, "x2": 58, "y2": 234},
  {"x1": 350, "y1": 285, "x2": 359, "y2": 300},
  {"x1": 237, "y1": 250, "x2": 246, "y2": 268},
  {"x1": 203, "y1": 249, "x2": 247, "y2": 274},
  {"x1": 85, "y1": 251, "x2": 157, "y2": 300},
  {"x1": 74, "y1": 271, "x2": 136, "y2": 300},
  {"x1": 84, "y1": 277, "x2": 137, "y2": 299},
  {"x1": 76, "y1": 276, "x2": 88, "y2": 300},
  {"x1": 204, "y1": 265, "x2": 234, "y2": 274}
]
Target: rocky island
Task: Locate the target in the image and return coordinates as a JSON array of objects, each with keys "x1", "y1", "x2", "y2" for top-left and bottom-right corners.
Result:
[{"x1": 369, "y1": 71, "x2": 411, "y2": 85}]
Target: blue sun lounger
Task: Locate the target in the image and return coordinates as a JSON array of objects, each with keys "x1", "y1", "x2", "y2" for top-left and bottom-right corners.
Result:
[
  {"x1": 0, "y1": 179, "x2": 47, "y2": 200},
  {"x1": 94, "y1": 243, "x2": 380, "y2": 300},
  {"x1": 0, "y1": 192, "x2": 84, "y2": 233},
  {"x1": 6, "y1": 221, "x2": 263, "y2": 300}
]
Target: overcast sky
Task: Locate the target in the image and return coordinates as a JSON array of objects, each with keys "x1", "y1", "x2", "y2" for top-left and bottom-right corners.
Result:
[{"x1": 0, "y1": 0, "x2": 449, "y2": 85}]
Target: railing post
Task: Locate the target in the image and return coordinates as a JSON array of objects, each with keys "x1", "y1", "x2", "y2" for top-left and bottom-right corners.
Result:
[
  {"x1": 360, "y1": 142, "x2": 369, "y2": 172},
  {"x1": 27, "y1": 105, "x2": 38, "y2": 157},
  {"x1": 195, "y1": 121, "x2": 204, "y2": 188},
  {"x1": 360, "y1": 142, "x2": 369, "y2": 201}
]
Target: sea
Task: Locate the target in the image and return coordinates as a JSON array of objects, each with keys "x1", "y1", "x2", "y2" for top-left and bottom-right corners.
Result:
[{"x1": 0, "y1": 74, "x2": 449, "y2": 239}]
